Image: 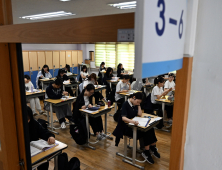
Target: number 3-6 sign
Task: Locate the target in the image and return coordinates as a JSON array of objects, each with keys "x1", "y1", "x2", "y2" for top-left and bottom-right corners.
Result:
[{"x1": 134, "y1": 0, "x2": 187, "y2": 79}]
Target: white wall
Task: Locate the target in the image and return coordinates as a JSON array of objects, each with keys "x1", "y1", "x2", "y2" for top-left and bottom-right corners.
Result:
[
  {"x1": 22, "y1": 44, "x2": 78, "y2": 51},
  {"x1": 184, "y1": 0, "x2": 222, "y2": 169}
]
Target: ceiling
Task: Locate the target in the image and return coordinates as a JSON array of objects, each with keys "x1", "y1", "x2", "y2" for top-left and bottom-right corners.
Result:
[{"x1": 11, "y1": 0, "x2": 136, "y2": 24}]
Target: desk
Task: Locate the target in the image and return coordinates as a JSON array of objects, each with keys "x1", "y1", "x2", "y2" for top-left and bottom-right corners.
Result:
[
  {"x1": 95, "y1": 85, "x2": 106, "y2": 93},
  {"x1": 66, "y1": 73, "x2": 78, "y2": 79},
  {"x1": 32, "y1": 140, "x2": 67, "y2": 170},
  {"x1": 39, "y1": 78, "x2": 55, "y2": 90},
  {"x1": 63, "y1": 81, "x2": 80, "y2": 96},
  {"x1": 26, "y1": 90, "x2": 45, "y2": 100},
  {"x1": 116, "y1": 113, "x2": 162, "y2": 169},
  {"x1": 106, "y1": 79, "x2": 122, "y2": 90},
  {"x1": 80, "y1": 105, "x2": 114, "y2": 150},
  {"x1": 119, "y1": 90, "x2": 142, "y2": 101},
  {"x1": 45, "y1": 97, "x2": 76, "y2": 134}
]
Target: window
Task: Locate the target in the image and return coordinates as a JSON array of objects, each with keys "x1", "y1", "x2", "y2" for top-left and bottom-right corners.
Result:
[
  {"x1": 95, "y1": 43, "x2": 135, "y2": 71},
  {"x1": 95, "y1": 44, "x2": 116, "y2": 68}
]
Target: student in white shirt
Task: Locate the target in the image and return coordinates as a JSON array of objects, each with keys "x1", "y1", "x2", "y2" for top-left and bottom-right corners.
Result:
[
  {"x1": 36, "y1": 65, "x2": 52, "y2": 89},
  {"x1": 79, "y1": 65, "x2": 89, "y2": 83},
  {"x1": 25, "y1": 75, "x2": 44, "y2": 116},
  {"x1": 115, "y1": 75, "x2": 131, "y2": 111},
  {"x1": 164, "y1": 73, "x2": 175, "y2": 95},
  {"x1": 83, "y1": 73, "x2": 105, "y2": 104}
]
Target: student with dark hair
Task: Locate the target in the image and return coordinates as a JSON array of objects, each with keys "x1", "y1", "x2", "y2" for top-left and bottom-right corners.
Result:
[
  {"x1": 117, "y1": 63, "x2": 126, "y2": 79},
  {"x1": 45, "y1": 78, "x2": 73, "y2": 129},
  {"x1": 25, "y1": 75, "x2": 44, "y2": 116},
  {"x1": 27, "y1": 106, "x2": 55, "y2": 170},
  {"x1": 36, "y1": 65, "x2": 52, "y2": 89},
  {"x1": 79, "y1": 65, "x2": 89, "y2": 83},
  {"x1": 57, "y1": 69, "x2": 74, "y2": 96},
  {"x1": 113, "y1": 92, "x2": 160, "y2": 164},
  {"x1": 103, "y1": 67, "x2": 114, "y2": 97},
  {"x1": 65, "y1": 64, "x2": 71, "y2": 73},
  {"x1": 83, "y1": 73, "x2": 105, "y2": 104},
  {"x1": 98, "y1": 62, "x2": 106, "y2": 84},
  {"x1": 73, "y1": 84, "x2": 106, "y2": 140},
  {"x1": 115, "y1": 75, "x2": 131, "y2": 111}
]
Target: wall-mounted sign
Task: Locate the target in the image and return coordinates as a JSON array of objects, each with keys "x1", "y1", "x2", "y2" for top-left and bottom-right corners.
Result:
[
  {"x1": 117, "y1": 29, "x2": 134, "y2": 42},
  {"x1": 134, "y1": 0, "x2": 187, "y2": 79}
]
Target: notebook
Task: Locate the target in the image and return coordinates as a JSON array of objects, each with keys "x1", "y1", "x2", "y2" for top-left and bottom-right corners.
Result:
[
  {"x1": 30, "y1": 139, "x2": 59, "y2": 157},
  {"x1": 129, "y1": 117, "x2": 151, "y2": 127}
]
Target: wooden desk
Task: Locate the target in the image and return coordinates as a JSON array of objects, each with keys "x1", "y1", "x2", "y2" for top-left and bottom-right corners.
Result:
[
  {"x1": 39, "y1": 78, "x2": 55, "y2": 90},
  {"x1": 80, "y1": 105, "x2": 114, "y2": 150},
  {"x1": 119, "y1": 90, "x2": 142, "y2": 101},
  {"x1": 66, "y1": 73, "x2": 78, "y2": 79},
  {"x1": 106, "y1": 79, "x2": 122, "y2": 90},
  {"x1": 26, "y1": 90, "x2": 45, "y2": 100},
  {"x1": 63, "y1": 81, "x2": 80, "y2": 96},
  {"x1": 44, "y1": 96, "x2": 76, "y2": 134},
  {"x1": 116, "y1": 113, "x2": 162, "y2": 169},
  {"x1": 94, "y1": 85, "x2": 106, "y2": 93},
  {"x1": 32, "y1": 140, "x2": 67, "y2": 170}
]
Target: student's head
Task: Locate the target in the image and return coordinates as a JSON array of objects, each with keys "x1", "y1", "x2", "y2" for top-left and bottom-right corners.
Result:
[
  {"x1": 118, "y1": 63, "x2": 123, "y2": 69},
  {"x1": 100, "y1": 62, "x2": 105, "y2": 68},
  {"x1": 106, "y1": 67, "x2": 113, "y2": 76},
  {"x1": 57, "y1": 69, "x2": 66, "y2": 78},
  {"x1": 129, "y1": 92, "x2": 143, "y2": 106},
  {"x1": 84, "y1": 84, "x2": 95, "y2": 97},
  {"x1": 52, "y1": 78, "x2": 63, "y2": 89},
  {"x1": 81, "y1": 65, "x2": 87, "y2": 73},
  {"x1": 122, "y1": 75, "x2": 130, "y2": 83},
  {"x1": 88, "y1": 73, "x2": 97, "y2": 83},
  {"x1": 65, "y1": 64, "x2": 70, "y2": 72},
  {"x1": 169, "y1": 73, "x2": 175, "y2": 82},
  {"x1": 27, "y1": 106, "x2": 33, "y2": 123},
  {"x1": 24, "y1": 75, "x2": 31, "y2": 84},
  {"x1": 154, "y1": 76, "x2": 165, "y2": 87},
  {"x1": 42, "y1": 65, "x2": 49, "y2": 73}
]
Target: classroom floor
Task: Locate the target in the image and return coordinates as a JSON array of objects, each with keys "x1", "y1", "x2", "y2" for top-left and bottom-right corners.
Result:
[{"x1": 33, "y1": 91, "x2": 171, "y2": 170}]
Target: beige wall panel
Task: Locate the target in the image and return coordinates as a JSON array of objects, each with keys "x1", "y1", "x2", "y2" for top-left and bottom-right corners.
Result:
[
  {"x1": 45, "y1": 51, "x2": 53, "y2": 69},
  {"x1": 52, "y1": 51, "x2": 60, "y2": 69},
  {"x1": 60, "y1": 51, "x2": 66, "y2": 68},
  {"x1": 29, "y1": 51, "x2": 38, "y2": 71},
  {"x1": 37, "y1": 51, "x2": 45, "y2": 70},
  {"x1": 22, "y1": 51, "x2": 29, "y2": 72}
]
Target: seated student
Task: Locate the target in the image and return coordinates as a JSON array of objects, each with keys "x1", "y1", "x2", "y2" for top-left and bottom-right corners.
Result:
[
  {"x1": 36, "y1": 65, "x2": 52, "y2": 90},
  {"x1": 27, "y1": 106, "x2": 55, "y2": 170},
  {"x1": 57, "y1": 69, "x2": 74, "y2": 96},
  {"x1": 113, "y1": 92, "x2": 160, "y2": 164},
  {"x1": 79, "y1": 65, "x2": 89, "y2": 83},
  {"x1": 25, "y1": 75, "x2": 44, "y2": 116},
  {"x1": 73, "y1": 84, "x2": 106, "y2": 140},
  {"x1": 83, "y1": 73, "x2": 105, "y2": 104},
  {"x1": 117, "y1": 63, "x2": 126, "y2": 79},
  {"x1": 115, "y1": 75, "x2": 131, "y2": 111},
  {"x1": 103, "y1": 67, "x2": 114, "y2": 98},
  {"x1": 98, "y1": 62, "x2": 106, "y2": 84},
  {"x1": 64, "y1": 64, "x2": 71, "y2": 73},
  {"x1": 45, "y1": 78, "x2": 73, "y2": 129}
]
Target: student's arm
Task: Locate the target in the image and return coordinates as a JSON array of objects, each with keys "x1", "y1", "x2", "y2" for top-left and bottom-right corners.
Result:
[
  {"x1": 128, "y1": 82, "x2": 131, "y2": 90},
  {"x1": 121, "y1": 104, "x2": 139, "y2": 126},
  {"x1": 164, "y1": 81, "x2": 169, "y2": 91},
  {"x1": 46, "y1": 87, "x2": 62, "y2": 99},
  {"x1": 116, "y1": 82, "x2": 128, "y2": 94},
  {"x1": 37, "y1": 121, "x2": 55, "y2": 143},
  {"x1": 137, "y1": 105, "x2": 142, "y2": 117},
  {"x1": 154, "y1": 88, "x2": 170, "y2": 99}
]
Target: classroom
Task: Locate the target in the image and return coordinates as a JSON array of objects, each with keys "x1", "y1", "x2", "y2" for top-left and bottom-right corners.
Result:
[{"x1": 0, "y1": 0, "x2": 221, "y2": 170}]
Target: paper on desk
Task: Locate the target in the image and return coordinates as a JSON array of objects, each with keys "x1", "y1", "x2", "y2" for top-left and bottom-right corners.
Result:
[
  {"x1": 129, "y1": 117, "x2": 150, "y2": 127},
  {"x1": 159, "y1": 99, "x2": 166, "y2": 101},
  {"x1": 63, "y1": 81, "x2": 70, "y2": 84},
  {"x1": 154, "y1": 117, "x2": 162, "y2": 121},
  {"x1": 27, "y1": 89, "x2": 41, "y2": 93},
  {"x1": 82, "y1": 109, "x2": 98, "y2": 113}
]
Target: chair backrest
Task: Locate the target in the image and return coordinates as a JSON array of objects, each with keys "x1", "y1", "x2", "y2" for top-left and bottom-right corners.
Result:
[{"x1": 79, "y1": 83, "x2": 83, "y2": 93}]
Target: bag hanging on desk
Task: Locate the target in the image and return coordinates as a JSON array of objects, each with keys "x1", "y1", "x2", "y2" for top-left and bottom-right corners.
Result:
[
  {"x1": 68, "y1": 157, "x2": 81, "y2": 170},
  {"x1": 58, "y1": 152, "x2": 68, "y2": 170}
]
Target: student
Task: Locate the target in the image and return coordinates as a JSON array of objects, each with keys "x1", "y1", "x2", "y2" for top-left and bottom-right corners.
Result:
[
  {"x1": 117, "y1": 63, "x2": 126, "y2": 79},
  {"x1": 73, "y1": 84, "x2": 106, "y2": 140},
  {"x1": 64, "y1": 64, "x2": 71, "y2": 73},
  {"x1": 27, "y1": 106, "x2": 55, "y2": 170},
  {"x1": 25, "y1": 75, "x2": 44, "y2": 116},
  {"x1": 164, "y1": 73, "x2": 175, "y2": 95},
  {"x1": 45, "y1": 78, "x2": 73, "y2": 129},
  {"x1": 103, "y1": 67, "x2": 114, "y2": 98},
  {"x1": 57, "y1": 69, "x2": 74, "y2": 96},
  {"x1": 113, "y1": 92, "x2": 160, "y2": 164},
  {"x1": 115, "y1": 75, "x2": 131, "y2": 111},
  {"x1": 36, "y1": 65, "x2": 52, "y2": 89},
  {"x1": 98, "y1": 62, "x2": 106, "y2": 84},
  {"x1": 83, "y1": 73, "x2": 105, "y2": 104},
  {"x1": 79, "y1": 65, "x2": 89, "y2": 83}
]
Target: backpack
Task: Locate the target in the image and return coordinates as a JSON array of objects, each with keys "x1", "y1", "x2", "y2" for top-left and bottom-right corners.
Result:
[
  {"x1": 70, "y1": 119, "x2": 88, "y2": 145},
  {"x1": 37, "y1": 119, "x2": 49, "y2": 129},
  {"x1": 68, "y1": 157, "x2": 81, "y2": 170},
  {"x1": 58, "y1": 153, "x2": 68, "y2": 170},
  {"x1": 113, "y1": 109, "x2": 122, "y2": 122}
]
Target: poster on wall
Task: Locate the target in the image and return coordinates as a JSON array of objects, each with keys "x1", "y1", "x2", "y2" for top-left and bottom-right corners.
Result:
[{"x1": 134, "y1": 0, "x2": 187, "y2": 79}]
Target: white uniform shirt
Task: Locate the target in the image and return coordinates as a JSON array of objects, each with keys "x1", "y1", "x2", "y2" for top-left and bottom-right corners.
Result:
[
  {"x1": 115, "y1": 80, "x2": 129, "y2": 101},
  {"x1": 25, "y1": 81, "x2": 34, "y2": 91},
  {"x1": 83, "y1": 80, "x2": 95, "y2": 88},
  {"x1": 81, "y1": 71, "x2": 89, "y2": 78},
  {"x1": 151, "y1": 86, "x2": 163, "y2": 104},
  {"x1": 164, "y1": 80, "x2": 175, "y2": 95}
]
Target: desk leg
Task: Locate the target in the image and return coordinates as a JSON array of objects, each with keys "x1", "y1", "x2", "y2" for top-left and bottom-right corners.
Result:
[
  {"x1": 104, "y1": 113, "x2": 113, "y2": 140},
  {"x1": 85, "y1": 114, "x2": 96, "y2": 150},
  {"x1": 132, "y1": 126, "x2": 137, "y2": 164},
  {"x1": 63, "y1": 85, "x2": 65, "y2": 91},
  {"x1": 125, "y1": 96, "x2": 127, "y2": 101},
  {"x1": 144, "y1": 88, "x2": 146, "y2": 94},
  {"x1": 41, "y1": 82, "x2": 44, "y2": 90},
  {"x1": 54, "y1": 155, "x2": 59, "y2": 170},
  {"x1": 48, "y1": 103, "x2": 59, "y2": 135},
  {"x1": 124, "y1": 136, "x2": 127, "y2": 157},
  {"x1": 76, "y1": 85, "x2": 79, "y2": 97},
  {"x1": 110, "y1": 82, "x2": 112, "y2": 90}
]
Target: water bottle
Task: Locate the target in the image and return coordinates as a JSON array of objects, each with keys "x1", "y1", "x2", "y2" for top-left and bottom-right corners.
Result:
[
  {"x1": 75, "y1": 77, "x2": 78, "y2": 82},
  {"x1": 31, "y1": 85, "x2": 33, "y2": 93},
  {"x1": 108, "y1": 100, "x2": 111, "y2": 107}
]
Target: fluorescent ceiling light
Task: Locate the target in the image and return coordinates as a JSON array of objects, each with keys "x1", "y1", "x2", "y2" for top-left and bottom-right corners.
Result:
[
  {"x1": 108, "y1": 1, "x2": 136, "y2": 9},
  {"x1": 20, "y1": 11, "x2": 75, "y2": 20},
  {"x1": 60, "y1": 0, "x2": 71, "y2": 1}
]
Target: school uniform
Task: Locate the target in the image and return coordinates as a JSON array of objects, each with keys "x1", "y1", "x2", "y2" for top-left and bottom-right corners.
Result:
[
  {"x1": 36, "y1": 71, "x2": 52, "y2": 89},
  {"x1": 164, "y1": 80, "x2": 175, "y2": 96},
  {"x1": 113, "y1": 99, "x2": 157, "y2": 146},
  {"x1": 57, "y1": 74, "x2": 74, "y2": 96},
  {"x1": 83, "y1": 80, "x2": 104, "y2": 104},
  {"x1": 73, "y1": 89, "x2": 103, "y2": 134},
  {"x1": 115, "y1": 80, "x2": 129, "y2": 111},
  {"x1": 98, "y1": 67, "x2": 106, "y2": 78},
  {"x1": 79, "y1": 71, "x2": 89, "y2": 83},
  {"x1": 25, "y1": 81, "x2": 43, "y2": 114},
  {"x1": 117, "y1": 68, "x2": 125, "y2": 79},
  {"x1": 103, "y1": 73, "x2": 114, "y2": 98},
  {"x1": 45, "y1": 83, "x2": 72, "y2": 124},
  {"x1": 28, "y1": 111, "x2": 55, "y2": 170}
]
